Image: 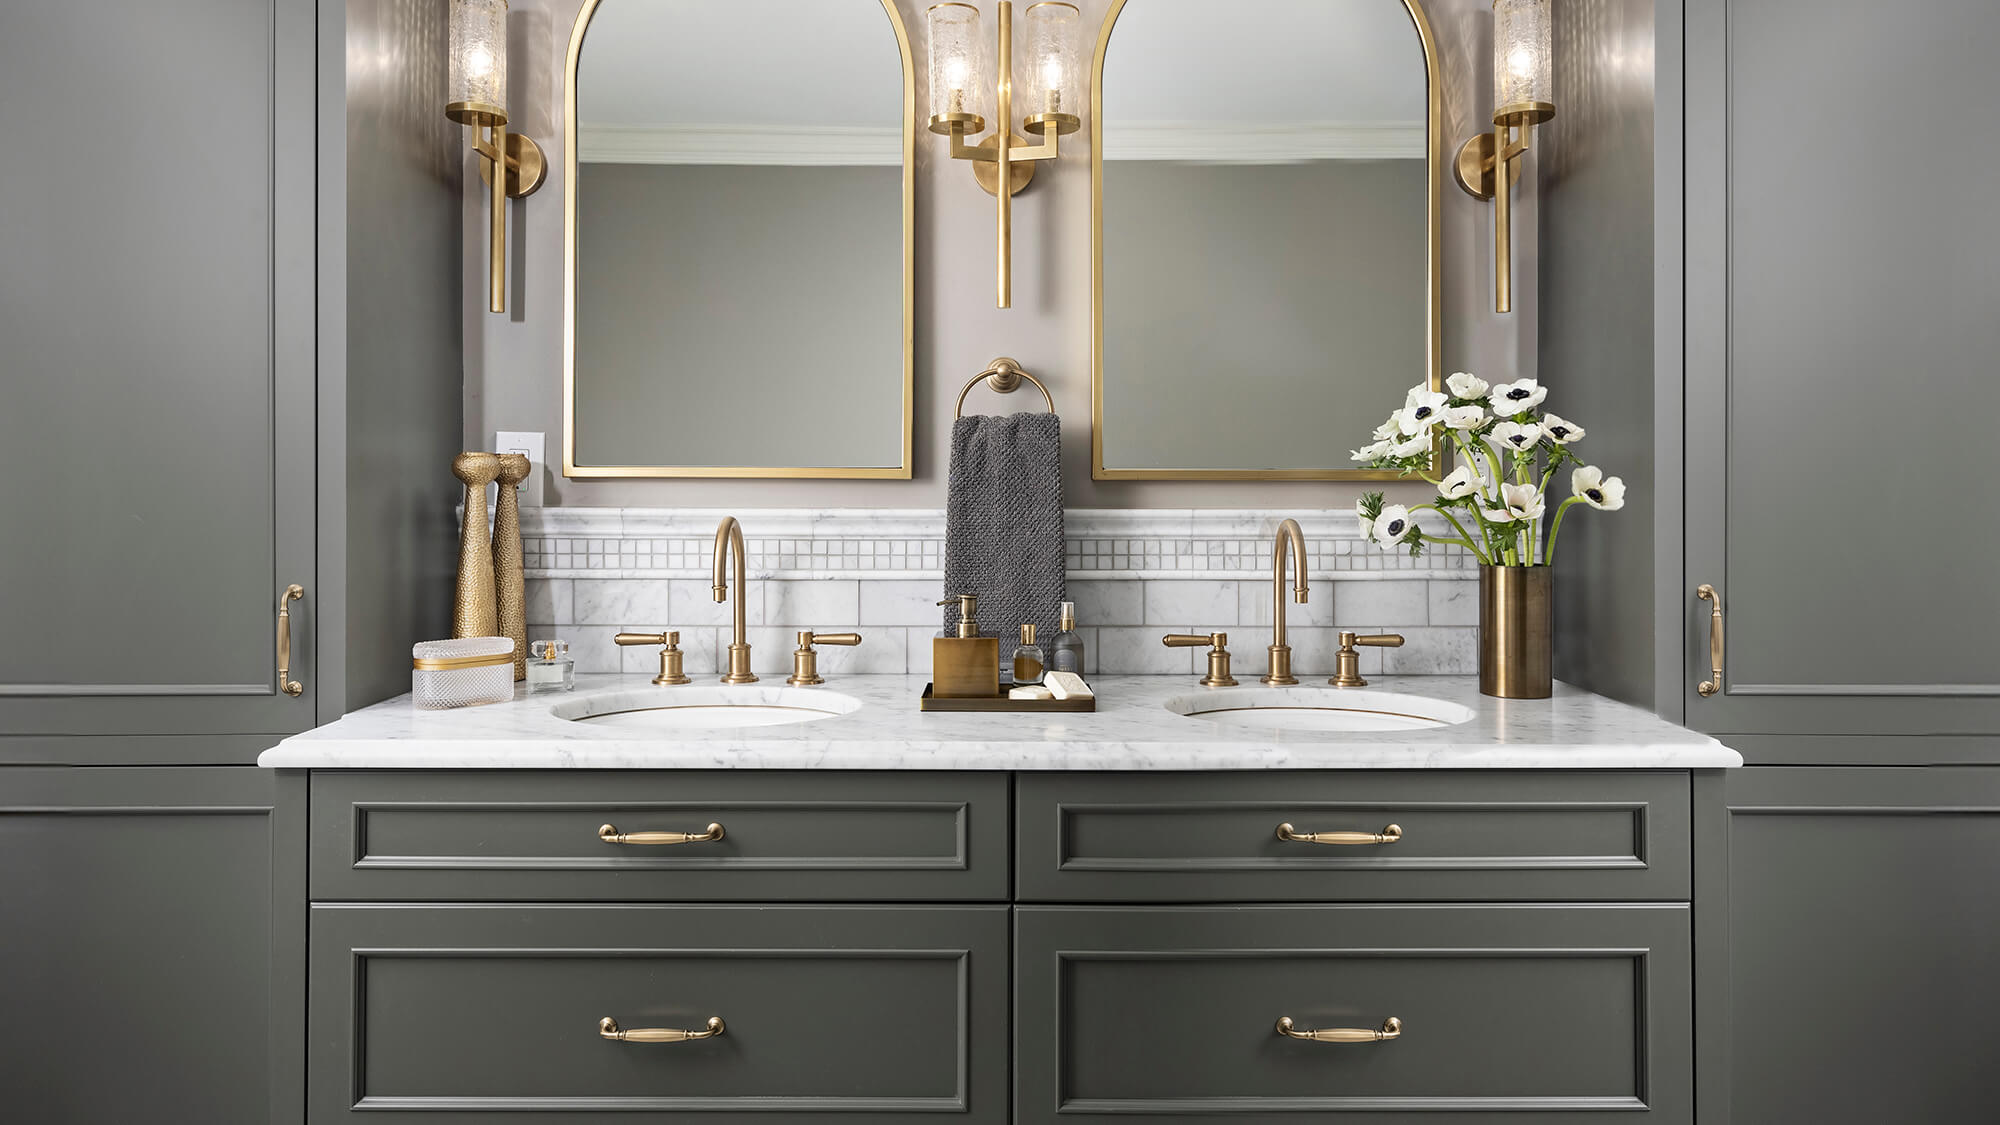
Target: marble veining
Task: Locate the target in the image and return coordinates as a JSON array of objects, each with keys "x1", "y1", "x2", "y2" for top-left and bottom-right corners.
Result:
[{"x1": 260, "y1": 674, "x2": 1742, "y2": 770}]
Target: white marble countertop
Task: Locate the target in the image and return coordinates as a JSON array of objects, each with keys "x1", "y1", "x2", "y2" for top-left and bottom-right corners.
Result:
[{"x1": 259, "y1": 674, "x2": 1739, "y2": 770}]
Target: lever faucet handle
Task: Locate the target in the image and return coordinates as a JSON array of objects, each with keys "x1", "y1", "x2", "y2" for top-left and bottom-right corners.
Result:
[
  {"x1": 615, "y1": 630, "x2": 691, "y2": 685},
  {"x1": 1162, "y1": 633, "x2": 1238, "y2": 688},
  {"x1": 1329, "y1": 632, "x2": 1405, "y2": 688},
  {"x1": 788, "y1": 630, "x2": 864, "y2": 686}
]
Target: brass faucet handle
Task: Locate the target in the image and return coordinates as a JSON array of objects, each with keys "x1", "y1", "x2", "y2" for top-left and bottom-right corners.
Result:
[
  {"x1": 787, "y1": 631, "x2": 864, "y2": 686},
  {"x1": 614, "y1": 630, "x2": 680, "y2": 647},
  {"x1": 1329, "y1": 632, "x2": 1406, "y2": 688},
  {"x1": 615, "y1": 631, "x2": 691, "y2": 685},
  {"x1": 1162, "y1": 633, "x2": 1239, "y2": 688}
]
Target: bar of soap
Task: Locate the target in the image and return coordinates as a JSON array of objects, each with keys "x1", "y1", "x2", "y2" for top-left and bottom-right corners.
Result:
[
  {"x1": 1009, "y1": 684, "x2": 1055, "y2": 700},
  {"x1": 1044, "y1": 671, "x2": 1093, "y2": 700}
]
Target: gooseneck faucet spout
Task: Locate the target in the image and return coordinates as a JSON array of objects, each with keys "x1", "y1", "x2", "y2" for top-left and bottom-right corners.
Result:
[
  {"x1": 714, "y1": 517, "x2": 758, "y2": 684},
  {"x1": 1263, "y1": 518, "x2": 1309, "y2": 685}
]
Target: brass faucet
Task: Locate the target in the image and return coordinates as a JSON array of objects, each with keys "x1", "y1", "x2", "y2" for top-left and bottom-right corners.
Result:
[
  {"x1": 713, "y1": 516, "x2": 757, "y2": 684},
  {"x1": 1263, "y1": 518, "x2": 1309, "y2": 685},
  {"x1": 1329, "y1": 631, "x2": 1405, "y2": 688}
]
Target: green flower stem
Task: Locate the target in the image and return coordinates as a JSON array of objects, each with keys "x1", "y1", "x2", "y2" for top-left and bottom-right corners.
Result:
[
  {"x1": 1542, "y1": 496, "x2": 1585, "y2": 566},
  {"x1": 1413, "y1": 504, "x2": 1491, "y2": 565}
]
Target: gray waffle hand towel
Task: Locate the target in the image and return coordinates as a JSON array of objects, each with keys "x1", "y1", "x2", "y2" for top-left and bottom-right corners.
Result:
[{"x1": 944, "y1": 412, "x2": 1065, "y2": 648}]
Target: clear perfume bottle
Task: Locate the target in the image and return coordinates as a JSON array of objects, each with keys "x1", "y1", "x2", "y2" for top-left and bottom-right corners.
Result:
[
  {"x1": 1011, "y1": 624, "x2": 1046, "y2": 685},
  {"x1": 526, "y1": 638, "x2": 575, "y2": 693},
  {"x1": 1049, "y1": 601, "x2": 1084, "y2": 674}
]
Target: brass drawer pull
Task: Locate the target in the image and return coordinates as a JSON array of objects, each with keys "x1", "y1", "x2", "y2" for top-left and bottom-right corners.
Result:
[
  {"x1": 277, "y1": 584, "x2": 305, "y2": 697},
  {"x1": 1276, "y1": 823, "x2": 1402, "y2": 845},
  {"x1": 1696, "y1": 584, "x2": 1724, "y2": 697},
  {"x1": 599, "y1": 1016, "x2": 725, "y2": 1043},
  {"x1": 599, "y1": 822, "x2": 724, "y2": 846},
  {"x1": 1276, "y1": 1015, "x2": 1402, "y2": 1043}
]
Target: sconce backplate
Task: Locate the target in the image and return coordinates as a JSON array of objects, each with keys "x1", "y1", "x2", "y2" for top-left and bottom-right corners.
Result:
[
  {"x1": 970, "y1": 135, "x2": 1037, "y2": 197},
  {"x1": 1451, "y1": 133, "x2": 1522, "y2": 202},
  {"x1": 479, "y1": 133, "x2": 549, "y2": 198}
]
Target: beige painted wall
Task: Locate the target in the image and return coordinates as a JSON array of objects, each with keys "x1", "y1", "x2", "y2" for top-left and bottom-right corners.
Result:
[{"x1": 462, "y1": 0, "x2": 1536, "y2": 508}]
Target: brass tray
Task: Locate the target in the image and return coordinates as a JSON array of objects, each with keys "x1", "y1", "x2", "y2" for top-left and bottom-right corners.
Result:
[{"x1": 918, "y1": 683, "x2": 1097, "y2": 713}]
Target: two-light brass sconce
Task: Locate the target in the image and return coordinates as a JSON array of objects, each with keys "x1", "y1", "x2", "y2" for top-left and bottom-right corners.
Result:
[
  {"x1": 1453, "y1": 0, "x2": 1553, "y2": 314},
  {"x1": 447, "y1": 0, "x2": 547, "y2": 314},
  {"x1": 927, "y1": 2, "x2": 1085, "y2": 309}
]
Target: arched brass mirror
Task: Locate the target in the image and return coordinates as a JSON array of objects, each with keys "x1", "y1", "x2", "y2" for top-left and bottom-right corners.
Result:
[
  {"x1": 564, "y1": 0, "x2": 915, "y2": 478},
  {"x1": 1090, "y1": 0, "x2": 1442, "y2": 480}
]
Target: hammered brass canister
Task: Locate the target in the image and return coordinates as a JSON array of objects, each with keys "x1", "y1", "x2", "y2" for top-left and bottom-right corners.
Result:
[{"x1": 1479, "y1": 566, "x2": 1552, "y2": 699}]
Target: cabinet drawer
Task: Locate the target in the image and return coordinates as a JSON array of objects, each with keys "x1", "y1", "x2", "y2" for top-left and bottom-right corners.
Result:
[
  {"x1": 1017, "y1": 771, "x2": 1690, "y2": 902},
  {"x1": 310, "y1": 771, "x2": 1008, "y2": 901},
  {"x1": 308, "y1": 904, "x2": 1008, "y2": 1123},
  {"x1": 1017, "y1": 905, "x2": 1690, "y2": 1124}
]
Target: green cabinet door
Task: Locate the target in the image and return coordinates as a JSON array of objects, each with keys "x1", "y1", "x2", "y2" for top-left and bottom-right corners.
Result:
[
  {"x1": 308, "y1": 904, "x2": 1011, "y2": 1124},
  {"x1": 0, "y1": 0, "x2": 318, "y2": 745},
  {"x1": 0, "y1": 766, "x2": 306, "y2": 1124},
  {"x1": 1696, "y1": 767, "x2": 2000, "y2": 1123},
  {"x1": 1680, "y1": 0, "x2": 2000, "y2": 739},
  {"x1": 1017, "y1": 904, "x2": 1692, "y2": 1123}
]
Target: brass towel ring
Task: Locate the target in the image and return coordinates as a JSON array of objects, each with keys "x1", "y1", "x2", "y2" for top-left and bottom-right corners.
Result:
[{"x1": 954, "y1": 356, "x2": 1055, "y2": 419}]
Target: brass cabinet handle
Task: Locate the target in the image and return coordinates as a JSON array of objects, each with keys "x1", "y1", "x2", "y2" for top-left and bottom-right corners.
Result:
[
  {"x1": 277, "y1": 584, "x2": 305, "y2": 697},
  {"x1": 1276, "y1": 823, "x2": 1402, "y2": 845},
  {"x1": 1276, "y1": 1015, "x2": 1402, "y2": 1043},
  {"x1": 598, "y1": 822, "x2": 724, "y2": 845},
  {"x1": 599, "y1": 1016, "x2": 725, "y2": 1043},
  {"x1": 1696, "y1": 584, "x2": 1724, "y2": 697}
]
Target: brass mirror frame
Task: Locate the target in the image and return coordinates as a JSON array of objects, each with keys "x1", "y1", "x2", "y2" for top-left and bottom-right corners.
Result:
[
  {"x1": 1089, "y1": 0, "x2": 1443, "y2": 481},
  {"x1": 562, "y1": 0, "x2": 917, "y2": 479}
]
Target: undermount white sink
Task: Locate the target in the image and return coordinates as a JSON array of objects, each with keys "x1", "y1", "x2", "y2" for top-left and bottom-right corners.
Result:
[
  {"x1": 551, "y1": 687, "x2": 862, "y2": 730},
  {"x1": 1166, "y1": 686, "x2": 1476, "y2": 733}
]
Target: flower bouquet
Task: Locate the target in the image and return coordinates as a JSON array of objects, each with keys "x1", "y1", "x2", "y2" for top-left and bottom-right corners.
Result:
[{"x1": 1350, "y1": 373, "x2": 1624, "y2": 697}]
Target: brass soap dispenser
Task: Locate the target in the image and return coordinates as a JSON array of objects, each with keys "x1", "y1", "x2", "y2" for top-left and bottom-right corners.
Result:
[{"x1": 934, "y1": 594, "x2": 1001, "y2": 699}]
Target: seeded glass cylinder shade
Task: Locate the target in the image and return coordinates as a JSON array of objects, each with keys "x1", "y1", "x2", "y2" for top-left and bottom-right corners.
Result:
[
  {"x1": 448, "y1": 0, "x2": 508, "y2": 125},
  {"x1": 1492, "y1": 0, "x2": 1552, "y2": 125},
  {"x1": 927, "y1": 2, "x2": 987, "y2": 132},
  {"x1": 1022, "y1": 2, "x2": 1081, "y2": 123}
]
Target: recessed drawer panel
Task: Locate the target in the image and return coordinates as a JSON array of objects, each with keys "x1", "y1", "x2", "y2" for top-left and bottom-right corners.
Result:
[
  {"x1": 310, "y1": 771, "x2": 1008, "y2": 902},
  {"x1": 1017, "y1": 771, "x2": 1690, "y2": 902},
  {"x1": 308, "y1": 904, "x2": 1008, "y2": 1124},
  {"x1": 1017, "y1": 905, "x2": 1691, "y2": 1123}
]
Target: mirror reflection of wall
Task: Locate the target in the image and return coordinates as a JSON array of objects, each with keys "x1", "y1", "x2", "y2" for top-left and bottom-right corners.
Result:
[
  {"x1": 1094, "y1": 0, "x2": 1438, "y2": 479},
  {"x1": 568, "y1": 0, "x2": 913, "y2": 477}
]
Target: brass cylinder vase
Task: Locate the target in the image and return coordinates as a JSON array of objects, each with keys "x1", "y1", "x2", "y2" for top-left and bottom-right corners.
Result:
[{"x1": 1479, "y1": 565, "x2": 1552, "y2": 699}]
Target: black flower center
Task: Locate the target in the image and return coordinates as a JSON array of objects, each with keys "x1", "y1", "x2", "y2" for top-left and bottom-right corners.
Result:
[
  {"x1": 1386, "y1": 519, "x2": 1406, "y2": 536},
  {"x1": 1507, "y1": 388, "x2": 1531, "y2": 400},
  {"x1": 1550, "y1": 425, "x2": 1570, "y2": 438},
  {"x1": 1509, "y1": 434, "x2": 1528, "y2": 446},
  {"x1": 1586, "y1": 489, "x2": 1603, "y2": 502},
  {"x1": 1413, "y1": 406, "x2": 1433, "y2": 419}
]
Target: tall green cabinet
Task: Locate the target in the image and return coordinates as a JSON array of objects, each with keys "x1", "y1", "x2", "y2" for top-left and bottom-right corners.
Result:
[{"x1": 0, "y1": 0, "x2": 463, "y2": 1120}]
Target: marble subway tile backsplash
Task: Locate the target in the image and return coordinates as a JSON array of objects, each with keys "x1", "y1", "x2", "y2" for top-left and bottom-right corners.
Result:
[{"x1": 522, "y1": 508, "x2": 1479, "y2": 677}]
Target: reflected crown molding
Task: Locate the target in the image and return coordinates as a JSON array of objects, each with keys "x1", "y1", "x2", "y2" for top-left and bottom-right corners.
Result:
[
  {"x1": 1102, "y1": 120, "x2": 1425, "y2": 164},
  {"x1": 578, "y1": 123, "x2": 902, "y2": 166}
]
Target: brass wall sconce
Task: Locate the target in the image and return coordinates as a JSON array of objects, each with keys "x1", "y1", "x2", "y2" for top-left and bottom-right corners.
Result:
[
  {"x1": 447, "y1": 0, "x2": 547, "y2": 314},
  {"x1": 1452, "y1": 0, "x2": 1553, "y2": 314},
  {"x1": 926, "y1": 1, "x2": 1085, "y2": 308}
]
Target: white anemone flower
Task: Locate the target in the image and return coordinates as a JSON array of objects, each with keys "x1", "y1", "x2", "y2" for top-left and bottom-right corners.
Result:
[
  {"x1": 1437, "y1": 463, "x2": 1484, "y2": 500},
  {"x1": 1489, "y1": 378, "x2": 1548, "y2": 414},
  {"x1": 1441, "y1": 404, "x2": 1486, "y2": 432},
  {"x1": 1571, "y1": 465, "x2": 1627, "y2": 510},
  {"x1": 1490, "y1": 420, "x2": 1543, "y2": 453},
  {"x1": 1541, "y1": 414, "x2": 1585, "y2": 444},
  {"x1": 1483, "y1": 482, "x2": 1545, "y2": 524},
  {"x1": 1373, "y1": 505, "x2": 1415, "y2": 548},
  {"x1": 1446, "y1": 371, "x2": 1490, "y2": 400},
  {"x1": 1389, "y1": 432, "x2": 1431, "y2": 459},
  {"x1": 1400, "y1": 390, "x2": 1449, "y2": 434},
  {"x1": 1355, "y1": 499, "x2": 1375, "y2": 540},
  {"x1": 1371, "y1": 417, "x2": 1401, "y2": 441},
  {"x1": 1350, "y1": 439, "x2": 1392, "y2": 463}
]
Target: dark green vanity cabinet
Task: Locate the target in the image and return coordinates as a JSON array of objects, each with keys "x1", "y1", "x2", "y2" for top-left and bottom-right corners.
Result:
[{"x1": 302, "y1": 769, "x2": 1698, "y2": 1125}]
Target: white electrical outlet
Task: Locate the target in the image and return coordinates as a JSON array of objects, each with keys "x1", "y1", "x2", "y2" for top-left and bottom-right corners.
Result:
[{"x1": 495, "y1": 431, "x2": 546, "y2": 507}]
